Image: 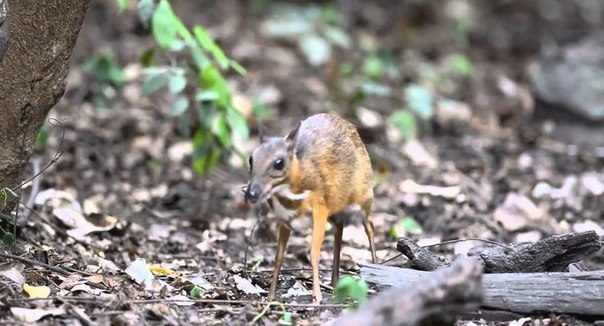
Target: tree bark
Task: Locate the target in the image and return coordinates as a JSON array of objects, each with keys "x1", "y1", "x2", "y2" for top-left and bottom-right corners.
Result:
[
  {"x1": 360, "y1": 262, "x2": 604, "y2": 316},
  {"x1": 0, "y1": 0, "x2": 90, "y2": 211}
]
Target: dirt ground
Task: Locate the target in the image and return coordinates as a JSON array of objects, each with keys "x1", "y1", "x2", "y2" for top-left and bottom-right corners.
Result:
[{"x1": 1, "y1": 0, "x2": 603, "y2": 325}]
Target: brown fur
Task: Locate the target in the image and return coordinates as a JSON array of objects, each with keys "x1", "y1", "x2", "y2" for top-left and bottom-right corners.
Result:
[{"x1": 245, "y1": 113, "x2": 378, "y2": 304}]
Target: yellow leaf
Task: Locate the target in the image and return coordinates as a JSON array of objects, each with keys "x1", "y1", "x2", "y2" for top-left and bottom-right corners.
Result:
[
  {"x1": 23, "y1": 284, "x2": 51, "y2": 298},
  {"x1": 148, "y1": 264, "x2": 179, "y2": 277}
]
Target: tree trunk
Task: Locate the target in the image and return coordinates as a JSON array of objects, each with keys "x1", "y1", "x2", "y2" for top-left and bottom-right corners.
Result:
[{"x1": 0, "y1": 0, "x2": 90, "y2": 212}]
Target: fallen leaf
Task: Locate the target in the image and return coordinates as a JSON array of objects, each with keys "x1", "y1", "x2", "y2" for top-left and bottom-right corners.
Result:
[
  {"x1": 125, "y1": 258, "x2": 154, "y2": 287},
  {"x1": 70, "y1": 283, "x2": 97, "y2": 295},
  {"x1": 11, "y1": 307, "x2": 65, "y2": 323},
  {"x1": 34, "y1": 188, "x2": 77, "y2": 206},
  {"x1": 580, "y1": 172, "x2": 604, "y2": 196},
  {"x1": 167, "y1": 141, "x2": 193, "y2": 163},
  {"x1": 148, "y1": 264, "x2": 179, "y2": 277},
  {"x1": 494, "y1": 193, "x2": 544, "y2": 231},
  {"x1": 0, "y1": 267, "x2": 25, "y2": 286},
  {"x1": 514, "y1": 231, "x2": 542, "y2": 243},
  {"x1": 399, "y1": 179, "x2": 460, "y2": 199},
  {"x1": 403, "y1": 140, "x2": 438, "y2": 169},
  {"x1": 23, "y1": 284, "x2": 51, "y2": 298},
  {"x1": 148, "y1": 224, "x2": 174, "y2": 241},
  {"x1": 356, "y1": 107, "x2": 382, "y2": 128},
  {"x1": 573, "y1": 220, "x2": 604, "y2": 236},
  {"x1": 85, "y1": 275, "x2": 104, "y2": 284},
  {"x1": 169, "y1": 294, "x2": 195, "y2": 306},
  {"x1": 282, "y1": 281, "x2": 311, "y2": 298},
  {"x1": 187, "y1": 275, "x2": 215, "y2": 291},
  {"x1": 233, "y1": 275, "x2": 267, "y2": 294},
  {"x1": 59, "y1": 274, "x2": 83, "y2": 289}
]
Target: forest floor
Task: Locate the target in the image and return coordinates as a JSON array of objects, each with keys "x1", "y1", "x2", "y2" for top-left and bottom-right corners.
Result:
[{"x1": 1, "y1": 0, "x2": 603, "y2": 325}]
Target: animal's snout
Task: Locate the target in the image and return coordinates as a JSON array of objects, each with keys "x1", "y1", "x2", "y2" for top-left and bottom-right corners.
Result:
[{"x1": 244, "y1": 183, "x2": 261, "y2": 203}]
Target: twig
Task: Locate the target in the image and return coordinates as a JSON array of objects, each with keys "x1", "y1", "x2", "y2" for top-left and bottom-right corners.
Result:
[
  {"x1": 9, "y1": 296, "x2": 348, "y2": 309},
  {"x1": 423, "y1": 238, "x2": 516, "y2": 253},
  {"x1": 0, "y1": 252, "x2": 107, "y2": 290},
  {"x1": 378, "y1": 253, "x2": 404, "y2": 265},
  {"x1": 12, "y1": 118, "x2": 66, "y2": 192}
]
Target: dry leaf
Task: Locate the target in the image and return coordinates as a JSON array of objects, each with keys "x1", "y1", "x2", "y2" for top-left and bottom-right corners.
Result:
[
  {"x1": 494, "y1": 193, "x2": 544, "y2": 231},
  {"x1": 11, "y1": 307, "x2": 65, "y2": 323},
  {"x1": 125, "y1": 258, "x2": 154, "y2": 287},
  {"x1": 23, "y1": 284, "x2": 51, "y2": 298},
  {"x1": 148, "y1": 264, "x2": 179, "y2": 277},
  {"x1": 59, "y1": 274, "x2": 83, "y2": 289},
  {"x1": 85, "y1": 275, "x2": 104, "y2": 284},
  {"x1": 573, "y1": 220, "x2": 604, "y2": 236},
  {"x1": 233, "y1": 275, "x2": 266, "y2": 294},
  {"x1": 399, "y1": 179, "x2": 460, "y2": 199},
  {"x1": 403, "y1": 140, "x2": 438, "y2": 169},
  {"x1": 282, "y1": 281, "x2": 311, "y2": 298},
  {"x1": 0, "y1": 267, "x2": 25, "y2": 286},
  {"x1": 169, "y1": 294, "x2": 195, "y2": 306}
]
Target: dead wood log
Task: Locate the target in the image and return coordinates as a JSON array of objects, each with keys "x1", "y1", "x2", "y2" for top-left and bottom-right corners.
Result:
[
  {"x1": 360, "y1": 262, "x2": 604, "y2": 316},
  {"x1": 397, "y1": 231, "x2": 602, "y2": 273},
  {"x1": 334, "y1": 258, "x2": 483, "y2": 326}
]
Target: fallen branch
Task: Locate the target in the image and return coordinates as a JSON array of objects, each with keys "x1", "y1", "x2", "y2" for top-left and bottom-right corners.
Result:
[
  {"x1": 360, "y1": 262, "x2": 604, "y2": 316},
  {"x1": 334, "y1": 258, "x2": 483, "y2": 326},
  {"x1": 397, "y1": 231, "x2": 602, "y2": 273}
]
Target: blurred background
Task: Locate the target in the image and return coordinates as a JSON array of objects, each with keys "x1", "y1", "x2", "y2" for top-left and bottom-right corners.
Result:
[{"x1": 29, "y1": 0, "x2": 604, "y2": 319}]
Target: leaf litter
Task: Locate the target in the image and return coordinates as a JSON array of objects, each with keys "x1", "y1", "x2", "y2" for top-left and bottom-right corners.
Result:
[{"x1": 1, "y1": 0, "x2": 603, "y2": 325}]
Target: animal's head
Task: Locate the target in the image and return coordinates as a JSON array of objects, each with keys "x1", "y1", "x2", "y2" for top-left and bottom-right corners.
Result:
[{"x1": 243, "y1": 123, "x2": 300, "y2": 204}]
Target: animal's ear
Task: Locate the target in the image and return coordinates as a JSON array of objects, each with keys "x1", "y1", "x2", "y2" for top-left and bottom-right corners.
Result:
[
  {"x1": 258, "y1": 123, "x2": 269, "y2": 143},
  {"x1": 285, "y1": 122, "x2": 300, "y2": 154}
]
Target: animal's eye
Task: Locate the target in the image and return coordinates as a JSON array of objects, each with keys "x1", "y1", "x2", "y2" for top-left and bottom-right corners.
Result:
[{"x1": 273, "y1": 158, "x2": 285, "y2": 171}]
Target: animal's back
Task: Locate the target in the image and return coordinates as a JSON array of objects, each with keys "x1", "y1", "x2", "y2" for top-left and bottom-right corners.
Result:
[{"x1": 292, "y1": 113, "x2": 373, "y2": 213}]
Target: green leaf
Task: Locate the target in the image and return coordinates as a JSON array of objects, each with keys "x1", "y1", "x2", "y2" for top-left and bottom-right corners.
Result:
[
  {"x1": 83, "y1": 54, "x2": 125, "y2": 87},
  {"x1": 140, "y1": 48, "x2": 155, "y2": 67},
  {"x1": 388, "y1": 110, "x2": 416, "y2": 140},
  {"x1": 260, "y1": 17, "x2": 313, "y2": 39},
  {"x1": 226, "y1": 106, "x2": 249, "y2": 138},
  {"x1": 141, "y1": 73, "x2": 169, "y2": 95},
  {"x1": 189, "y1": 44, "x2": 210, "y2": 71},
  {"x1": 401, "y1": 216, "x2": 422, "y2": 235},
  {"x1": 323, "y1": 26, "x2": 351, "y2": 49},
  {"x1": 390, "y1": 216, "x2": 423, "y2": 238},
  {"x1": 363, "y1": 55, "x2": 385, "y2": 79},
  {"x1": 190, "y1": 285, "x2": 203, "y2": 299},
  {"x1": 193, "y1": 146, "x2": 221, "y2": 176},
  {"x1": 193, "y1": 26, "x2": 229, "y2": 69},
  {"x1": 228, "y1": 59, "x2": 247, "y2": 75},
  {"x1": 449, "y1": 54, "x2": 473, "y2": 76},
  {"x1": 333, "y1": 276, "x2": 355, "y2": 303},
  {"x1": 2, "y1": 232, "x2": 14, "y2": 246},
  {"x1": 196, "y1": 90, "x2": 220, "y2": 102},
  {"x1": 349, "y1": 278, "x2": 368, "y2": 303},
  {"x1": 278, "y1": 312, "x2": 293, "y2": 325},
  {"x1": 333, "y1": 276, "x2": 368, "y2": 306},
  {"x1": 339, "y1": 61, "x2": 354, "y2": 76},
  {"x1": 404, "y1": 84, "x2": 434, "y2": 120},
  {"x1": 116, "y1": 0, "x2": 130, "y2": 11},
  {"x1": 35, "y1": 125, "x2": 49, "y2": 150},
  {"x1": 169, "y1": 74, "x2": 187, "y2": 94},
  {"x1": 359, "y1": 81, "x2": 391, "y2": 97},
  {"x1": 298, "y1": 34, "x2": 331, "y2": 66},
  {"x1": 212, "y1": 115, "x2": 231, "y2": 148},
  {"x1": 151, "y1": 0, "x2": 178, "y2": 49},
  {"x1": 137, "y1": 0, "x2": 155, "y2": 27},
  {"x1": 171, "y1": 96, "x2": 189, "y2": 116},
  {"x1": 200, "y1": 65, "x2": 230, "y2": 107}
]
